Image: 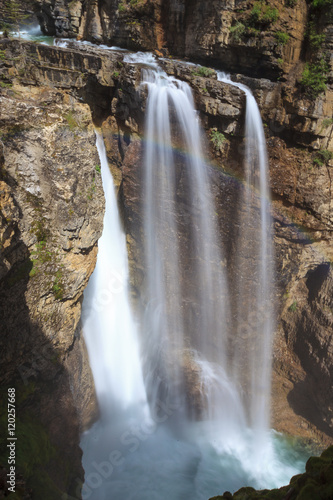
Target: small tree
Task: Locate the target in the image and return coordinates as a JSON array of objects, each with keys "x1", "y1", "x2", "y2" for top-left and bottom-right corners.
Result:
[{"x1": 3, "y1": 0, "x2": 30, "y2": 38}]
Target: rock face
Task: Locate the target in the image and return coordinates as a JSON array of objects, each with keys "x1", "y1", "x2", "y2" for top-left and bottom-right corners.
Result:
[
  {"x1": 32, "y1": 0, "x2": 331, "y2": 80},
  {"x1": 0, "y1": 40, "x2": 109, "y2": 498},
  {"x1": 0, "y1": 3, "x2": 332, "y2": 493}
]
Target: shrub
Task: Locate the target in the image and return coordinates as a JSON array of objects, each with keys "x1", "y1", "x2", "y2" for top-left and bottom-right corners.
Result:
[
  {"x1": 313, "y1": 149, "x2": 333, "y2": 166},
  {"x1": 230, "y1": 22, "x2": 246, "y2": 42},
  {"x1": 289, "y1": 301, "x2": 297, "y2": 312},
  {"x1": 275, "y1": 31, "x2": 290, "y2": 45},
  {"x1": 210, "y1": 129, "x2": 226, "y2": 149},
  {"x1": 321, "y1": 118, "x2": 333, "y2": 129},
  {"x1": 250, "y1": 2, "x2": 262, "y2": 22},
  {"x1": 301, "y1": 58, "x2": 329, "y2": 97},
  {"x1": 2, "y1": 0, "x2": 31, "y2": 36},
  {"x1": 118, "y1": 0, "x2": 126, "y2": 12},
  {"x1": 52, "y1": 271, "x2": 64, "y2": 300},
  {"x1": 307, "y1": 22, "x2": 326, "y2": 50},
  {"x1": 285, "y1": 0, "x2": 297, "y2": 6},
  {"x1": 192, "y1": 66, "x2": 215, "y2": 78},
  {"x1": 311, "y1": 0, "x2": 333, "y2": 7},
  {"x1": 0, "y1": 81, "x2": 12, "y2": 88},
  {"x1": 64, "y1": 110, "x2": 78, "y2": 130},
  {"x1": 262, "y1": 5, "x2": 279, "y2": 23},
  {"x1": 250, "y1": 2, "x2": 279, "y2": 26}
]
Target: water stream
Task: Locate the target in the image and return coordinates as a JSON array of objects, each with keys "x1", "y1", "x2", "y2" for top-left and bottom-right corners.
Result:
[
  {"x1": 217, "y1": 72, "x2": 275, "y2": 451},
  {"x1": 80, "y1": 54, "x2": 307, "y2": 500}
]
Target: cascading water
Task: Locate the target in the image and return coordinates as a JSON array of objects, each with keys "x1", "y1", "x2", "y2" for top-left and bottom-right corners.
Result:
[
  {"x1": 80, "y1": 54, "x2": 305, "y2": 500},
  {"x1": 140, "y1": 67, "x2": 239, "y2": 432},
  {"x1": 217, "y1": 72, "x2": 275, "y2": 452},
  {"x1": 82, "y1": 132, "x2": 147, "y2": 415}
]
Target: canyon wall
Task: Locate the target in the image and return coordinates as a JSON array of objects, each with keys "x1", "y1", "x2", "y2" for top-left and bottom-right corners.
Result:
[
  {"x1": 32, "y1": 0, "x2": 332, "y2": 80},
  {"x1": 0, "y1": 0, "x2": 332, "y2": 496},
  {"x1": 0, "y1": 40, "x2": 110, "y2": 498}
]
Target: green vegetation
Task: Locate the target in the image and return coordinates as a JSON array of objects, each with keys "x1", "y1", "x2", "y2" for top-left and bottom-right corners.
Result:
[
  {"x1": 29, "y1": 239, "x2": 65, "y2": 298},
  {"x1": 95, "y1": 164, "x2": 101, "y2": 174},
  {"x1": 29, "y1": 240, "x2": 53, "y2": 278},
  {"x1": 322, "y1": 118, "x2": 333, "y2": 128},
  {"x1": 87, "y1": 176, "x2": 96, "y2": 200},
  {"x1": 192, "y1": 66, "x2": 215, "y2": 78},
  {"x1": 0, "y1": 73, "x2": 13, "y2": 88},
  {"x1": 277, "y1": 58, "x2": 284, "y2": 66},
  {"x1": 0, "y1": 385, "x2": 68, "y2": 499},
  {"x1": 311, "y1": 0, "x2": 333, "y2": 8},
  {"x1": 213, "y1": 447, "x2": 333, "y2": 500},
  {"x1": 31, "y1": 216, "x2": 49, "y2": 243},
  {"x1": 229, "y1": 21, "x2": 246, "y2": 42},
  {"x1": 113, "y1": 70, "x2": 120, "y2": 78},
  {"x1": 210, "y1": 128, "x2": 226, "y2": 149},
  {"x1": 313, "y1": 149, "x2": 333, "y2": 166},
  {"x1": 285, "y1": 0, "x2": 298, "y2": 6},
  {"x1": 289, "y1": 301, "x2": 298, "y2": 312},
  {"x1": 246, "y1": 26, "x2": 261, "y2": 37},
  {"x1": 0, "y1": 80, "x2": 13, "y2": 88},
  {"x1": 275, "y1": 31, "x2": 290, "y2": 46},
  {"x1": 301, "y1": 58, "x2": 329, "y2": 97},
  {"x1": 307, "y1": 22, "x2": 326, "y2": 50},
  {"x1": 321, "y1": 118, "x2": 333, "y2": 129},
  {"x1": 52, "y1": 270, "x2": 65, "y2": 300},
  {"x1": 250, "y1": 2, "x2": 279, "y2": 26},
  {"x1": 0, "y1": 50, "x2": 6, "y2": 60},
  {"x1": 118, "y1": 0, "x2": 126, "y2": 11},
  {"x1": 64, "y1": 110, "x2": 79, "y2": 131},
  {"x1": 27, "y1": 201, "x2": 61, "y2": 284},
  {"x1": 2, "y1": 0, "x2": 31, "y2": 37}
]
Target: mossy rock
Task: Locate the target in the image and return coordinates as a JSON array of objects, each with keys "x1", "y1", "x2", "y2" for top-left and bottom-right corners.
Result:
[
  {"x1": 0, "y1": 383, "x2": 72, "y2": 499},
  {"x1": 209, "y1": 446, "x2": 333, "y2": 500},
  {"x1": 297, "y1": 480, "x2": 322, "y2": 500}
]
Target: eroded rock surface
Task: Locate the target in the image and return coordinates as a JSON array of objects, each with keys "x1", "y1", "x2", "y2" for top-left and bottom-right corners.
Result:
[{"x1": 0, "y1": 42, "x2": 106, "y2": 497}]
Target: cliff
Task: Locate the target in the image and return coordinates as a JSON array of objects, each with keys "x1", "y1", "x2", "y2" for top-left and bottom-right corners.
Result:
[
  {"x1": 0, "y1": 40, "x2": 107, "y2": 497},
  {"x1": 0, "y1": 0, "x2": 332, "y2": 495},
  {"x1": 32, "y1": 0, "x2": 332, "y2": 80}
]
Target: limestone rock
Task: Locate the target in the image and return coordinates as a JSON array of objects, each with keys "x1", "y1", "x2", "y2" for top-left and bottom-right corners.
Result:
[{"x1": 0, "y1": 67, "x2": 104, "y2": 495}]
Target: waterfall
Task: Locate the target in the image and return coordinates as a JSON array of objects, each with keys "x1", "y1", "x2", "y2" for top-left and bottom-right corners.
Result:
[
  {"x1": 217, "y1": 73, "x2": 274, "y2": 450},
  {"x1": 140, "y1": 67, "x2": 240, "y2": 433},
  {"x1": 82, "y1": 131, "x2": 147, "y2": 416},
  {"x1": 80, "y1": 55, "x2": 304, "y2": 500}
]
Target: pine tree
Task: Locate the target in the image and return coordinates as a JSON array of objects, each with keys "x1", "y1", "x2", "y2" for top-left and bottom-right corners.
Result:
[{"x1": 3, "y1": 0, "x2": 30, "y2": 38}]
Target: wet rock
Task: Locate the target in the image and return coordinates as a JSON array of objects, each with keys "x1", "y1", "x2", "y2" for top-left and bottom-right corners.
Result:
[{"x1": 209, "y1": 446, "x2": 333, "y2": 499}]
